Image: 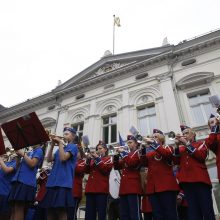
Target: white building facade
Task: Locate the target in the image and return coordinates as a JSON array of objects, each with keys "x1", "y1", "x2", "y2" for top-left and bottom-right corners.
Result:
[{"x1": 1, "y1": 29, "x2": 220, "y2": 215}]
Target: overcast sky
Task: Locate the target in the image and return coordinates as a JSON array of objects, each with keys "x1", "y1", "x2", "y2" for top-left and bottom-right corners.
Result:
[{"x1": 1, "y1": 0, "x2": 220, "y2": 108}]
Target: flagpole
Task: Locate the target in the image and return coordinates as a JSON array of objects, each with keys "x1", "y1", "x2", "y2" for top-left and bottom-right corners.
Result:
[{"x1": 113, "y1": 15, "x2": 115, "y2": 55}]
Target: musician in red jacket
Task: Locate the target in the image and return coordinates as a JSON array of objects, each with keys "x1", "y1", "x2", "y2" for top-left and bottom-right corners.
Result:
[
  {"x1": 174, "y1": 125, "x2": 215, "y2": 220},
  {"x1": 84, "y1": 141, "x2": 113, "y2": 220},
  {"x1": 205, "y1": 113, "x2": 220, "y2": 182},
  {"x1": 141, "y1": 129, "x2": 179, "y2": 220},
  {"x1": 140, "y1": 167, "x2": 153, "y2": 220},
  {"x1": 114, "y1": 135, "x2": 142, "y2": 220}
]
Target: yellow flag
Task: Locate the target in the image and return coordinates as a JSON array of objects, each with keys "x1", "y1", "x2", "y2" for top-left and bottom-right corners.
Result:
[{"x1": 114, "y1": 16, "x2": 121, "y2": 27}]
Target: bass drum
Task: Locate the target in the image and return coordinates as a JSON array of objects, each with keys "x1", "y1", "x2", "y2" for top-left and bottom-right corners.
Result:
[{"x1": 109, "y1": 168, "x2": 121, "y2": 199}]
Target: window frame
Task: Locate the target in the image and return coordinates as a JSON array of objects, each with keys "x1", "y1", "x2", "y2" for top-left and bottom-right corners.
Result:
[
  {"x1": 71, "y1": 122, "x2": 84, "y2": 140},
  {"x1": 102, "y1": 114, "x2": 117, "y2": 144},
  {"x1": 137, "y1": 103, "x2": 157, "y2": 136},
  {"x1": 187, "y1": 89, "x2": 214, "y2": 126}
]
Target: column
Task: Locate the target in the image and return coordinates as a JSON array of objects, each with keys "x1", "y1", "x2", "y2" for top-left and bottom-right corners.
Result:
[
  {"x1": 55, "y1": 105, "x2": 69, "y2": 136},
  {"x1": 119, "y1": 89, "x2": 131, "y2": 137},
  {"x1": 85, "y1": 99, "x2": 100, "y2": 146},
  {"x1": 159, "y1": 76, "x2": 181, "y2": 132}
]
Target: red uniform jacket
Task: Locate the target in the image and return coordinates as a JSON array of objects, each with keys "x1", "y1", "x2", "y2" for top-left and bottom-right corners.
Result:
[
  {"x1": 141, "y1": 145, "x2": 179, "y2": 194},
  {"x1": 72, "y1": 159, "x2": 85, "y2": 199},
  {"x1": 36, "y1": 172, "x2": 48, "y2": 202},
  {"x1": 174, "y1": 141, "x2": 211, "y2": 186},
  {"x1": 205, "y1": 133, "x2": 220, "y2": 182},
  {"x1": 141, "y1": 195, "x2": 152, "y2": 213},
  {"x1": 85, "y1": 156, "x2": 112, "y2": 194},
  {"x1": 114, "y1": 150, "x2": 143, "y2": 195}
]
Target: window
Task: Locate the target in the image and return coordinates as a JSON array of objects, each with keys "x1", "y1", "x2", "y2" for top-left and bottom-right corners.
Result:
[
  {"x1": 72, "y1": 123, "x2": 84, "y2": 141},
  {"x1": 102, "y1": 115, "x2": 117, "y2": 144},
  {"x1": 188, "y1": 90, "x2": 214, "y2": 126},
  {"x1": 137, "y1": 105, "x2": 157, "y2": 136}
]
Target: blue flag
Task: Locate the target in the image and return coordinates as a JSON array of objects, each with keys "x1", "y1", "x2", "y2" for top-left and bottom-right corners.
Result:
[{"x1": 118, "y1": 132, "x2": 125, "y2": 146}]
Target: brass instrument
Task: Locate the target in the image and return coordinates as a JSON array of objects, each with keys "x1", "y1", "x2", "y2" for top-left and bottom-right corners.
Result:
[
  {"x1": 168, "y1": 131, "x2": 185, "y2": 141},
  {"x1": 45, "y1": 129, "x2": 65, "y2": 141},
  {"x1": 108, "y1": 145, "x2": 129, "y2": 156},
  {"x1": 128, "y1": 126, "x2": 153, "y2": 146},
  {"x1": 85, "y1": 146, "x2": 98, "y2": 156},
  {"x1": 49, "y1": 134, "x2": 65, "y2": 140},
  {"x1": 45, "y1": 129, "x2": 66, "y2": 146},
  {"x1": 0, "y1": 148, "x2": 17, "y2": 161}
]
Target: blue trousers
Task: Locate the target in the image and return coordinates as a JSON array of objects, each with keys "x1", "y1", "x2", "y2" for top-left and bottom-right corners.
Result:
[
  {"x1": 85, "y1": 193, "x2": 108, "y2": 220},
  {"x1": 148, "y1": 191, "x2": 178, "y2": 220},
  {"x1": 119, "y1": 194, "x2": 142, "y2": 220},
  {"x1": 181, "y1": 183, "x2": 215, "y2": 220}
]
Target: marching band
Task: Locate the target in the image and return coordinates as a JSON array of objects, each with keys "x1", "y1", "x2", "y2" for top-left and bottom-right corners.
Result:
[{"x1": 0, "y1": 108, "x2": 219, "y2": 220}]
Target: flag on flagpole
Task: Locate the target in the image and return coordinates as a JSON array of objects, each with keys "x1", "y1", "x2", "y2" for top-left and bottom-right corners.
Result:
[
  {"x1": 114, "y1": 16, "x2": 121, "y2": 27},
  {"x1": 118, "y1": 132, "x2": 125, "y2": 146}
]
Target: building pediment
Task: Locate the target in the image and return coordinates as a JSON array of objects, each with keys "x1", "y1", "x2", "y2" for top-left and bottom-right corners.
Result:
[
  {"x1": 176, "y1": 72, "x2": 214, "y2": 89},
  {"x1": 53, "y1": 46, "x2": 172, "y2": 93}
]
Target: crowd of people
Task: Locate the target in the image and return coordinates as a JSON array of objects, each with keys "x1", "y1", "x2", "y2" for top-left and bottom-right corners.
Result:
[{"x1": 0, "y1": 113, "x2": 219, "y2": 220}]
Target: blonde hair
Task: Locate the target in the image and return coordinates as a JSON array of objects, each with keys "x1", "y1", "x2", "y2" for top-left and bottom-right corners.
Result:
[
  {"x1": 154, "y1": 133, "x2": 165, "y2": 144},
  {"x1": 158, "y1": 134, "x2": 165, "y2": 144}
]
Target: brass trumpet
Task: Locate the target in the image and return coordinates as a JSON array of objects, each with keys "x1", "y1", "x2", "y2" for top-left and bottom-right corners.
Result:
[
  {"x1": 49, "y1": 134, "x2": 65, "y2": 140},
  {"x1": 48, "y1": 134, "x2": 66, "y2": 146},
  {"x1": 168, "y1": 131, "x2": 185, "y2": 141},
  {"x1": 1, "y1": 148, "x2": 17, "y2": 161},
  {"x1": 84, "y1": 146, "x2": 97, "y2": 155},
  {"x1": 45, "y1": 129, "x2": 64, "y2": 140}
]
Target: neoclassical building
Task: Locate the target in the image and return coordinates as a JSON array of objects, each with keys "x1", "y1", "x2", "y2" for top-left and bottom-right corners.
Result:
[{"x1": 1, "y1": 29, "x2": 220, "y2": 215}]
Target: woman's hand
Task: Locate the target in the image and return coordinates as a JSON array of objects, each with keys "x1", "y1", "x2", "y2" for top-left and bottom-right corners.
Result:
[
  {"x1": 175, "y1": 134, "x2": 187, "y2": 145},
  {"x1": 16, "y1": 149, "x2": 25, "y2": 157},
  {"x1": 51, "y1": 136, "x2": 62, "y2": 144},
  {"x1": 117, "y1": 146, "x2": 126, "y2": 153},
  {"x1": 90, "y1": 151, "x2": 99, "y2": 158}
]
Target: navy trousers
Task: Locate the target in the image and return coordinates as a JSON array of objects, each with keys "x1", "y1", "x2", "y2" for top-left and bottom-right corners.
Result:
[
  {"x1": 67, "y1": 198, "x2": 81, "y2": 220},
  {"x1": 148, "y1": 191, "x2": 178, "y2": 220},
  {"x1": 143, "y1": 212, "x2": 153, "y2": 220},
  {"x1": 181, "y1": 183, "x2": 215, "y2": 220},
  {"x1": 119, "y1": 194, "x2": 142, "y2": 220},
  {"x1": 85, "y1": 193, "x2": 108, "y2": 220}
]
